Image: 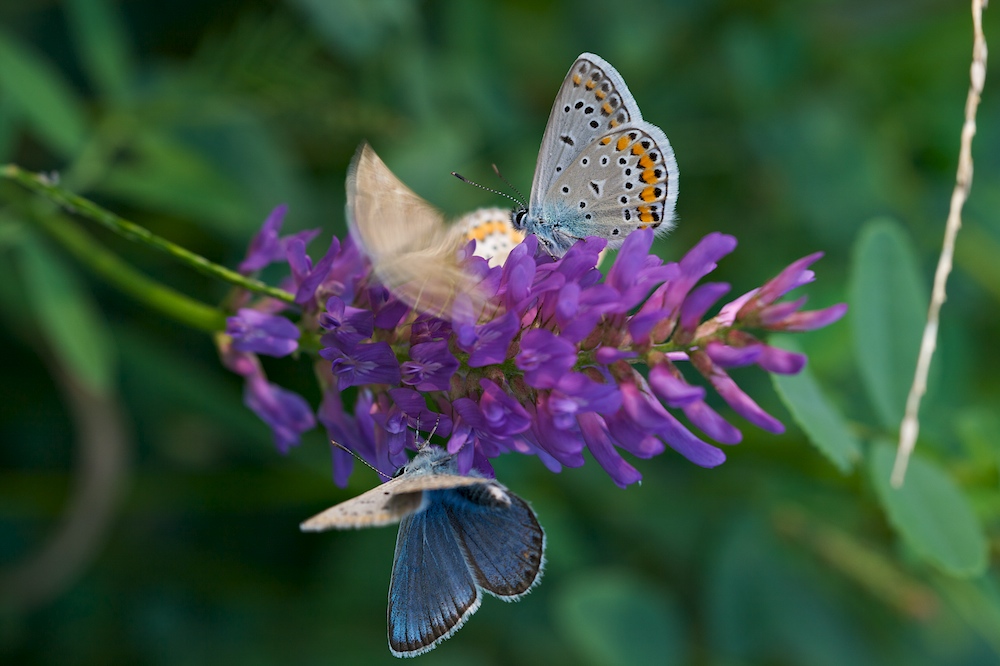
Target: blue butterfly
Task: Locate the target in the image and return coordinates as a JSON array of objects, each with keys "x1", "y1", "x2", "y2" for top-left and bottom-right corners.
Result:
[
  {"x1": 301, "y1": 446, "x2": 545, "y2": 657},
  {"x1": 512, "y1": 52, "x2": 680, "y2": 256}
]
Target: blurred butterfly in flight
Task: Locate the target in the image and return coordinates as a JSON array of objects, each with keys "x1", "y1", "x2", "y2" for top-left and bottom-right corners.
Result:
[
  {"x1": 300, "y1": 445, "x2": 545, "y2": 658},
  {"x1": 346, "y1": 52, "x2": 677, "y2": 317}
]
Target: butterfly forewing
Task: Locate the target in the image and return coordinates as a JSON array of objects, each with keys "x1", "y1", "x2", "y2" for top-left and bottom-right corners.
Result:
[
  {"x1": 299, "y1": 473, "x2": 490, "y2": 531},
  {"x1": 346, "y1": 143, "x2": 494, "y2": 320},
  {"x1": 530, "y1": 53, "x2": 643, "y2": 211},
  {"x1": 388, "y1": 499, "x2": 481, "y2": 657}
]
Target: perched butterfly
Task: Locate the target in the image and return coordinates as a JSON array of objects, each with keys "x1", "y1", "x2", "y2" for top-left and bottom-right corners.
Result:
[
  {"x1": 300, "y1": 446, "x2": 545, "y2": 658},
  {"x1": 511, "y1": 52, "x2": 680, "y2": 256},
  {"x1": 346, "y1": 144, "x2": 507, "y2": 320}
]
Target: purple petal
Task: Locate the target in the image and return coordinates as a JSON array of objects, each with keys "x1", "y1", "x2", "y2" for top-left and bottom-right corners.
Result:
[
  {"x1": 648, "y1": 363, "x2": 706, "y2": 407},
  {"x1": 467, "y1": 311, "x2": 518, "y2": 367},
  {"x1": 705, "y1": 341, "x2": 761, "y2": 368},
  {"x1": 227, "y1": 309, "x2": 300, "y2": 357},
  {"x1": 756, "y1": 345, "x2": 807, "y2": 374},
  {"x1": 401, "y1": 340, "x2": 459, "y2": 391},
  {"x1": 329, "y1": 341, "x2": 401, "y2": 389},
  {"x1": 776, "y1": 303, "x2": 848, "y2": 331},
  {"x1": 516, "y1": 328, "x2": 578, "y2": 389},
  {"x1": 244, "y1": 374, "x2": 315, "y2": 454},
  {"x1": 691, "y1": 352, "x2": 785, "y2": 434},
  {"x1": 578, "y1": 412, "x2": 642, "y2": 488}
]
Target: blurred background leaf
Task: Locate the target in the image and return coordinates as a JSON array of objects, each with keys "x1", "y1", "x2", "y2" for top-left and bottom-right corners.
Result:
[{"x1": 1, "y1": 0, "x2": 998, "y2": 664}]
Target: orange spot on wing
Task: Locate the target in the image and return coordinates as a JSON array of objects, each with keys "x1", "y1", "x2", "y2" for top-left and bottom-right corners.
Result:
[
  {"x1": 631, "y1": 143, "x2": 646, "y2": 156},
  {"x1": 637, "y1": 206, "x2": 654, "y2": 223},
  {"x1": 595, "y1": 89, "x2": 606, "y2": 100},
  {"x1": 601, "y1": 102, "x2": 614, "y2": 115},
  {"x1": 585, "y1": 80, "x2": 596, "y2": 90},
  {"x1": 640, "y1": 186, "x2": 658, "y2": 202},
  {"x1": 641, "y1": 169, "x2": 658, "y2": 184},
  {"x1": 638, "y1": 155, "x2": 654, "y2": 169},
  {"x1": 616, "y1": 136, "x2": 630, "y2": 151},
  {"x1": 609, "y1": 118, "x2": 619, "y2": 127},
  {"x1": 572, "y1": 73, "x2": 582, "y2": 86},
  {"x1": 600, "y1": 136, "x2": 612, "y2": 145}
]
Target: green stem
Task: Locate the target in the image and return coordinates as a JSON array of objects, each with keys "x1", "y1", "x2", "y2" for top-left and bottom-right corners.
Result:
[
  {"x1": 33, "y1": 210, "x2": 228, "y2": 333},
  {"x1": 2, "y1": 164, "x2": 295, "y2": 305}
]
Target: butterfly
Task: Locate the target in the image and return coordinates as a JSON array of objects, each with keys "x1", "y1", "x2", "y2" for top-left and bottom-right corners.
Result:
[
  {"x1": 511, "y1": 52, "x2": 680, "y2": 256},
  {"x1": 300, "y1": 446, "x2": 545, "y2": 658},
  {"x1": 346, "y1": 144, "x2": 510, "y2": 321}
]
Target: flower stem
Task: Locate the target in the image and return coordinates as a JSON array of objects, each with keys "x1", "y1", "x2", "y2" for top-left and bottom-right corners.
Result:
[
  {"x1": 32, "y1": 209, "x2": 227, "y2": 333},
  {"x1": 2, "y1": 164, "x2": 296, "y2": 305}
]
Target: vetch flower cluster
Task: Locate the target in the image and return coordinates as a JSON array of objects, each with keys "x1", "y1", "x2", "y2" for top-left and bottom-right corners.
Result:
[{"x1": 219, "y1": 206, "x2": 846, "y2": 487}]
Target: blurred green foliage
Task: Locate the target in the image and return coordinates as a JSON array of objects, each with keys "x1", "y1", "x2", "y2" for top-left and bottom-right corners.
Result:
[{"x1": 1, "y1": 0, "x2": 999, "y2": 664}]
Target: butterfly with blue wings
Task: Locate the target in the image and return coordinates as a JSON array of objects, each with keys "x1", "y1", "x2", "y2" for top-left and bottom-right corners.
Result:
[
  {"x1": 347, "y1": 53, "x2": 677, "y2": 318},
  {"x1": 301, "y1": 447, "x2": 545, "y2": 658}
]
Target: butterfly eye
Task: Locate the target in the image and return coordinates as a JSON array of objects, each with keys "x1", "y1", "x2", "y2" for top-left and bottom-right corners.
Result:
[
  {"x1": 511, "y1": 208, "x2": 528, "y2": 230},
  {"x1": 392, "y1": 465, "x2": 408, "y2": 478}
]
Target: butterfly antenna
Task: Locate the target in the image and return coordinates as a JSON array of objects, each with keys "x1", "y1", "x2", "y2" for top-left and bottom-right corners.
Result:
[
  {"x1": 491, "y1": 163, "x2": 527, "y2": 208},
  {"x1": 452, "y1": 171, "x2": 523, "y2": 207},
  {"x1": 331, "y1": 439, "x2": 391, "y2": 480}
]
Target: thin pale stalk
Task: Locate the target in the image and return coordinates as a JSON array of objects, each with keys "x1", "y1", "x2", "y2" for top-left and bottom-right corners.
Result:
[{"x1": 893, "y1": 0, "x2": 988, "y2": 487}]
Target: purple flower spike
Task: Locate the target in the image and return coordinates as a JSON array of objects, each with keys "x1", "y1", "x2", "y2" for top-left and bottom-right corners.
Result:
[
  {"x1": 227, "y1": 308, "x2": 300, "y2": 357},
  {"x1": 228, "y1": 195, "x2": 845, "y2": 487},
  {"x1": 328, "y1": 341, "x2": 401, "y2": 389},
  {"x1": 517, "y1": 329, "x2": 578, "y2": 388},
  {"x1": 401, "y1": 340, "x2": 459, "y2": 391}
]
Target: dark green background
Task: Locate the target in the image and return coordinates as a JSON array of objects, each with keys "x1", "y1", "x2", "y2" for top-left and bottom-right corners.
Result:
[{"x1": 1, "y1": 1, "x2": 999, "y2": 664}]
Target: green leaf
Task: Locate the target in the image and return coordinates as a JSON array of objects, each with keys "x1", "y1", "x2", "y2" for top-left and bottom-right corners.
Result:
[
  {"x1": 98, "y1": 129, "x2": 252, "y2": 234},
  {"x1": 0, "y1": 29, "x2": 88, "y2": 156},
  {"x1": 290, "y1": 0, "x2": 413, "y2": 59},
  {"x1": 771, "y1": 335, "x2": 862, "y2": 473},
  {"x1": 554, "y1": 570, "x2": 687, "y2": 666},
  {"x1": 15, "y1": 230, "x2": 116, "y2": 394},
  {"x1": 870, "y1": 440, "x2": 987, "y2": 577},
  {"x1": 848, "y1": 218, "x2": 927, "y2": 430},
  {"x1": 65, "y1": 0, "x2": 135, "y2": 103}
]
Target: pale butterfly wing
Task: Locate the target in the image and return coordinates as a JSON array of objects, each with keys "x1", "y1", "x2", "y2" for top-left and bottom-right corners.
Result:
[
  {"x1": 529, "y1": 53, "x2": 643, "y2": 212},
  {"x1": 346, "y1": 143, "x2": 494, "y2": 320},
  {"x1": 298, "y1": 471, "x2": 490, "y2": 530},
  {"x1": 519, "y1": 53, "x2": 679, "y2": 255}
]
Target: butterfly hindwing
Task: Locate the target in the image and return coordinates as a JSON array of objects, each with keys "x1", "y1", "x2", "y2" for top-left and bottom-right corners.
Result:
[{"x1": 446, "y1": 483, "x2": 546, "y2": 599}]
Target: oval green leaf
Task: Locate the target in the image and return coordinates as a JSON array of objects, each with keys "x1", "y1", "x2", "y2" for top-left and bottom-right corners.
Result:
[
  {"x1": 848, "y1": 218, "x2": 927, "y2": 430},
  {"x1": 771, "y1": 335, "x2": 861, "y2": 473},
  {"x1": 870, "y1": 440, "x2": 987, "y2": 577}
]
